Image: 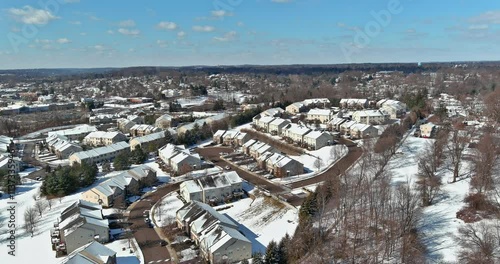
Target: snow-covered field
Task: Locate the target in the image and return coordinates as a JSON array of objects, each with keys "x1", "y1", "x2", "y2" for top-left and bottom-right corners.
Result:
[
  {"x1": 0, "y1": 170, "x2": 143, "y2": 264},
  {"x1": 215, "y1": 195, "x2": 298, "y2": 254},
  {"x1": 387, "y1": 135, "x2": 471, "y2": 263},
  {"x1": 176, "y1": 97, "x2": 208, "y2": 108}
]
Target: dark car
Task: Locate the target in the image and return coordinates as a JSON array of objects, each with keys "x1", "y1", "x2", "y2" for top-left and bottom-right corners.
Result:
[{"x1": 159, "y1": 240, "x2": 167, "y2": 246}]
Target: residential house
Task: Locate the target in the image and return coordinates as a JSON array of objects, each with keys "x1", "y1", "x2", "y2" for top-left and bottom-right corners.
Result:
[
  {"x1": 264, "y1": 152, "x2": 303, "y2": 177},
  {"x1": 46, "y1": 134, "x2": 83, "y2": 159},
  {"x1": 349, "y1": 124, "x2": 378, "y2": 139},
  {"x1": 253, "y1": 115, "x2": 276, "y2": 132},
  {"x1": 158, "y1": 143, "x2": 202, "y2": 174},
  {"x1": 352, "y1": 110, "x2": 390, "y2": 125},
  {"x1": 328, "y1": 117, "x2": 347, "y2": 132},
  {"x1": 222, "y1": 130, "x2": 241, "y2": 146},
  {"x1": 69, "y1": 142, "x2": 130, "y2": 166},
  {"x1": 377, "y1": 99, "x2": 407, "y2": 119},
  {"x1": 81, "y1": 165, "x2": 156, "y2": 207},
  {"x1": 303, "y1": 98, "x2": 331, "y2": 108},
  {"x1": 116, "y1": 118, "x2": 136, "y2": 134},
  {"x1": 306, "y1": 108, "x2": 333, "y2": 124},
  {"x1": 241, "y1": 139, "x2": 257, "y2": 155},
  {"x1": 48, "y1": 125, "x2": 98, "y2": 141},
  {"x1": 285, "y1": 102, "x2": 305, "y2": 115},
  {"x1": 61, "y1": 241, "x2": 116, "y2": 264},
  {"x1": 127, "y1": 115, "x2": 144, "y2": 124},
  {"x1": 56, "y1": 201, "x2": 109, "y2": 254},
  {"x1": 177, "y1": 113, "x2": 228, "y2": 135},
  {"x1": 339, "y1": 98, "x2": 369, "y2": 109},
  {"x1": 83, "y1": 131, "x2": 127, "y2": 147},
  {"x1": 339, "y1": 120, "x2": 358, "y2": 135},
  {"x1": 268, "y1": 118, "x2": 291, "y2": 136},
  {"x1": 420, "y1": 123, "x2": 437, "y2": 138},
  {"x1": 303, "y1": 131, "x2": 333, "y2": 150},
  {"x1": 260, "y1": 107, "x2": 284, "y2": 117},
  {"x1": 180, "y1": 171, "x2": 244, "y2": 204},
  {"x1": 234, "y1": 132, "x2": 250, "y2": 147},
  {"x1": 0, "y1": 154, "x2": 21, "y2": 174},
  {"x1": 283, "y1": 123, "x2": 312, "y2": 144},
  {"x1": 212, "y1": 130, "x2": 226, "y2": 144},
  {"x1": 176, "y1": 201, "x2": 252, "y2": 264},
  {"x1": 129, "y1": 125, "x2": 162, "y2": 137},
  {"x1": 249, "y1": 141, "x2": 275, "y2": 159},
  {"x1": 155, "y1": 114, "x2": 174, "y2": 129},
  {"x1": 129, "y1": 131, "x2": 166, "y2": 151}
]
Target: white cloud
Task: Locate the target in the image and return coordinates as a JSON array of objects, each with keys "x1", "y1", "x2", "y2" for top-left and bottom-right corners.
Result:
[
  {"x1": 468, "y1": 24, "x2": 489, "y2": 30},
  {"x1": 192, "y1": 25, "x2": 215, "y2": 32},
  {"x1": 128, "y1": 48, "x2": 136, "y2": 53},
  {"x1": 93, "y1": 45, "x2": 106, "y2": 51},
  {"x1": 119, "y1": 19, "x2": 136, "y2": 27},
  {"x1": 107, "y1": 30, "x2": 114, "y2": 34},
  {"x1": 157, "y1": 21, "x2": 178, "y2": 30},
  {"x1": 469, "y1": 10, "x2": 500, "y2": 25},
  {"x1": 57, "y1": 38, "x2": 71, "y2": 44},
  {"x1": 237, "y1": 21, "x2": 244, "y2": 27},
  {"x1": 35, "y1": 39, "x2": 52, "y2": 44},
  {"x1": 177, "y1": 31, "x2": 186, "y2": 38},
  {"x1": 211, "y1": 10, "x2": 233, "y2": 17},
  {"x1": 271, "y1": 0, "x2": 292, "y2": 3},
  {"x1": 80, "y1": 32, "x2": 87, "y2": 36},
  {"x1": 213, "y1": 31, "x2": 237, "y2": 42},
  {"x1": 8, "y1": 6, "x2": 58, "y2": 25},
  {"x1": 118, "y1": 28, "x2": 140, "y2": 36},
  {"x1": 69, "y1": 21, "x2": 81, "y2": 25},
  {"x1": 157, "y1": 40, "x2": 168, "y2": 48},
  {"x1": 64, "y1": 0, "x2": 80, "y2": 3}
]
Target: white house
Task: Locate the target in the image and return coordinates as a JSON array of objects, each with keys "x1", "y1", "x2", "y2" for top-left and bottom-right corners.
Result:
[
  {"x1": 158, "y1": 144, "x2": 202, "y2": 174},
  {"x1": 268, "y1": 118, "x2": 291, "y2": 135},
  {"x1": 377, "y1": 99, "x2": 407, "y2": 119},
  {"x1": 62, "y1": 241, "x2": 117, "y2": 264},
  {"x1": 69, "y1": 142, "x2": 130, "y2": 166},
  {"x1": 352, "y1": 110, "x2": 390, "y2": 125},
  {"x1": 283, "y1": 123, "x2": 312, "y2": 144},
  {"x1": 57, "y1": 201, "x2": 109, "y2": 254},
  {"x1": 339, "y1": 98, "x2": 369, "y2": 109},
  {"x1": 176, "y1": 201, "x2": 252, "y2": 264},
  {"x1": 420, "y1": 123, "x2": 437, "y2": 138},
  {"x1": 155, "y1": 114, "x2": 174, "y2": 129},
  {"x1": 306, "y1": 108, "x2": 333, "y2": 124},
  {"x1": 303, "y1": 131, "x2": 334, "y2": 150},
  {"x1": 129, "y1": 131, "x2": 166, "y2": 151},
  {"x1": 350, "y1": 124, "x2": 378, "y2": 139},
  {"x1": 339, "y1": 120, "x2": 358, "y2": 135},
  {"x1": 180, "y1": 171, "x2": 244, "y2": 204},
  {"x1": 253, "y1": 115, "x2": 276, "y2": 132},
  {"x1": 48, "y1": 125, "x2": 98, "y2": 141},
  {"x1": 285, "y1": 102, "x2": 305, "y2": 114},
  {"x1": 83, "y1": 131, "x2": 127, "y2": 147}
]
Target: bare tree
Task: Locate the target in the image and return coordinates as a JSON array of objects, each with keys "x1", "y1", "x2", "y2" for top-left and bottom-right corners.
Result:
[
  {"x1": 447, "y1": 127, "x2": 470, "y2": 183},
  {"x1": 484, "y1": 88, "x2": 500, "y2": 123},
  {"x1": 314, "y1": 157, "x2": 323, "y2": 171},
  {"x1": 416, "y1": 149, "x2": 441, "y2": 206},
  {"x1": 47, "y1": 198, "x2": 53, "y2": 210},
  {"x1": 457, "y1": 221, "x2": 500, "y2": 264},
  {"x1": 471, "y1": 133, "x2": 499, "y2": 193},
  {"x1": 23, "y1": 207, "x2": 40, "y2": 237},
  {"x1": 34, "y1": 199, "x2": 48, "y2": 217}
]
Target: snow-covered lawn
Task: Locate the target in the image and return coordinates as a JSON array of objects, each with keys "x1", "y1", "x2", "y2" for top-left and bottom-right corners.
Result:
[
  {"x1": 276, "y1": 145, "x2": 347, "y2": 184},
  {"x1": 152, "y1": 192, "x2": 185, "y2": 227},
  {"x1": 215, "y1": 195, "x2": 298, "y2": 254},
  {"x1": 387, "y1": 135, "x2": 471, "y2": 263}
]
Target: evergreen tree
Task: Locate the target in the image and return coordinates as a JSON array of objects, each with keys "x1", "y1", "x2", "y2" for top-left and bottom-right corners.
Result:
[
  {"x1": 265, "y1": 240, "x2": 279, "y2": 264},
  {"x1": 252, "y1": 252, "x2": 265, "y2": 264},
  {"x1": 114, "y1": 153, "x2": 131, "y2": 170}
]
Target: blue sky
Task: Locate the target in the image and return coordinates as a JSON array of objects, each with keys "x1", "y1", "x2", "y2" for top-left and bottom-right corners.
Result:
[{"x1": 0, "y1": 0, "x2": 499, "y2": 69}]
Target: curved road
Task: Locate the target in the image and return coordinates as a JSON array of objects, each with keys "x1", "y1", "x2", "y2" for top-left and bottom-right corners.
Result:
[{"x1": 128, "y1": 182, "x2": 180, "y2": 264}]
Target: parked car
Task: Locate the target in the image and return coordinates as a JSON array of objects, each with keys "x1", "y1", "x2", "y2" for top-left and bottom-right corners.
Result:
[
  {"x1": 159, "y1": 240, "x2": 167, "y2": 246},
  {"x1": 143, "y1": 210, "x2": 150, "y2": 218},
  {"x1": 224, "y1": 165, "x2": 231, "y2": 170}
]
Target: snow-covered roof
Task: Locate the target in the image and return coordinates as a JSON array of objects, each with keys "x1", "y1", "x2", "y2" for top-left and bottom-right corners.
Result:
[
  {"x1": 350, "y1": 123, "x2": 376, "y2": 132},
  {"x1": 353, "y1": 110, "x2": 388, "y2": 117},
  {"x1": 48, "y1": 125, "x2": 97, "y2": 138},
  {"x1": 71, "y1": 141, "x2": 129, "y2": 161},
  {"x1": 242, "y1": 139, "x2": 257, "y2": 148},
  {"x1": 307, "y1": 108, "x2": 331, "y2": 116},
  {"x1": 84, "y1": 131, "x2": 124, "y2": 140},
  {"x1": 213, "y1": 130, "x2": 226, "y2": 138},
  {"x1": 261, "y1": 107, "x2": 284, "y2": 117},
  {"x1": 269, "y1": 118, "x2": 290, "y2": 127},
  {"x1": 303, "y1": 98, "x2": 330, "y2": 106},
  {"x1": 63, "y1": 241, "x2": 116, "y2": 264},
  {"x1": 131, "y1": 131, "x2": 165, "y2": 144},
  {"x1": 284, "y1": 123, "x2": 311, "y2": 136},
  {"x1": 304, "y1": 131, "x2": 330, "y2": 140}
]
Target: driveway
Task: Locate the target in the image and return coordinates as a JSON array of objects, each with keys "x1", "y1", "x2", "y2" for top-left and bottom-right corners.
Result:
[{"x1": 128, "y1": 182, "x2": 180, "y2": 264}]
